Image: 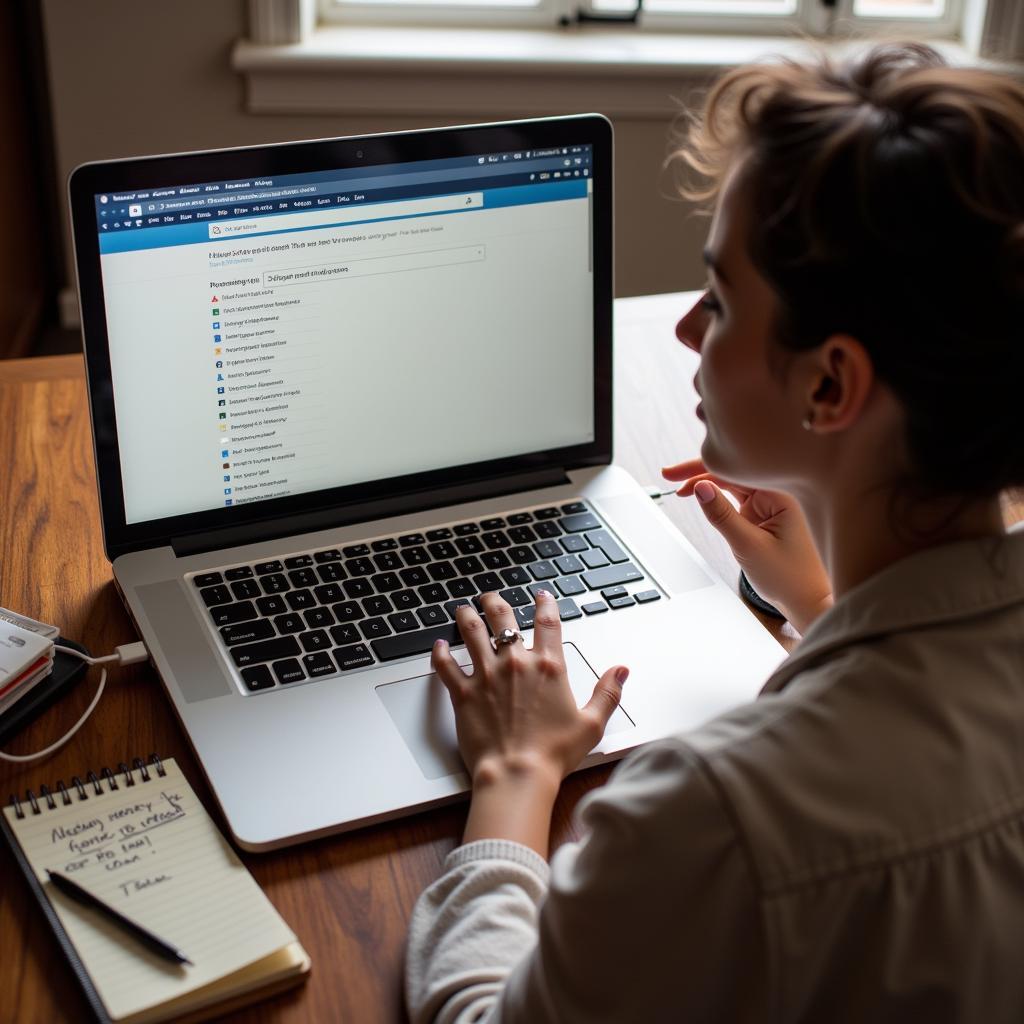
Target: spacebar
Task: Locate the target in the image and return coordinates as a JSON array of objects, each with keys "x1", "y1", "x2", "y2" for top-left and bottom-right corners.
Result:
[{"x1": 371, "y1": 623, "x2": 463, "y2": 661}]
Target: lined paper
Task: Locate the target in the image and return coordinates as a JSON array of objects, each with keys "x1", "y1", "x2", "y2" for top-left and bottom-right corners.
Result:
[{"x1": 3, "y1": 759, "x2": 296, "y2": 1021}]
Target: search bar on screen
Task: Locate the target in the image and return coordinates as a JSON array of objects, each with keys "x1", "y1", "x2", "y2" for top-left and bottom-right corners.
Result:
[{"x1": 208, "y1": 192, "x2": 483, "y2": 239}]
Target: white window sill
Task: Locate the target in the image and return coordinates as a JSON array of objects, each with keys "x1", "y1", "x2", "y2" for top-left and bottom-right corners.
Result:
[{"x1": 231, "y1": 26, "x2": 984, "y2": 118}]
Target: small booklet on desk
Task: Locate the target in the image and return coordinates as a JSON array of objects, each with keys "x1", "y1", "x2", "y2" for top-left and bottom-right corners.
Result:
[{"x1": 2, "y1": 756, "x2": 310, "y2": 1023}]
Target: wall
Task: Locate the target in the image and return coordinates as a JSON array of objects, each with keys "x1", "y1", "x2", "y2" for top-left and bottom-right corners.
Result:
[{"x1": 41, "y1": 0, "x2": 713, "y2": 313}]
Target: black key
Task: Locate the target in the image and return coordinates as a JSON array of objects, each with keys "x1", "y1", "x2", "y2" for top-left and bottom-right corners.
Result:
[
  {"x1": 220, "y1": 619, "x2": 275, "y2": 646},
  {"x1": 360, "y1": 617, "x2": 392, "y2": 640},
  {"x1": 554, "y1": 554, "x2": 584, "y2": 575},
  {"x1": 601, "y1": 585, "x2": 628, "y2": 600},
  {"x1": 343, "y1": 544, "x2": 370, "y2": 557},
  {"x1": 314, "y1": 548, "x2": 343, "y2": 564},
  {"x1": 528, "y1": 560, "x2": 558, "y2": 581},
  {"x1": 582, "y1": 563, "x2": 645, "y2": 590},
  {"x1": 274, "y1": 613, "x2": 305, "y2": 635},
  {"x1": 635, "y1": 590, "x2": 661, "y2": 604},
  {"x1": 232, "y1": 635, "x2": 301, "y2": 667},
  {"x1": 330, "y1": 623, "x2": 361, "y2": 645},
  {"x1": 402, "y1": 546, "x2": 431, "y2": 566},
  {"x1": 334, "y1": 643, "x2": 375, "y2": 671},
  {"x1": 428, "y1": 540, "x2": 458, "y2": 560},
  {"x1": 481, "y1": 551, "x2": 511, "y2": 570},
  {"x1": 533, "y1": 540, "x2": 562, "y2": 560},
  {"x1": 304, "y1": 607, "x2": 334, "y2": 628},
  {"x1": 454, "y1": 522, "x2": 480, "y2": 536},
  {"x1": 557, "y1": 598, "x2": 583, "y2": 621},
  {"x1": 582, "y1": 601, "x2": 608, "y2": 616},
  {"x1": 371, "y1": 538, "x2": 398, "y2": 552},
  {"x1": 374, "y1": 551, "x2": 402, "y2": 571},
  {"x1": 585, "y1": 529, "x2": 629, "y2": 564},
  {"x1": 425, "y1": 527, "x2": 453, "y2": 541},
  {"x1": 303, "y1": 651, "x2": 336, "y2": 677},
  {"x1": 416, "y1": 605, "x2": 448, "y2": 628},
  {"x1": 372, "y1": 623, "x2": 462, "y2": 662},
  {"x1": 534, "y1": 507, "x2": 560, "y2": 519},
  {"x1": 261, "y1": 573, "x2": 290, "y2": 594},
  {"x1": 255, "y1": 595, "x2": 287, "y2": 616},
  {"x1": 314, "y1": 582, "x2": 345, "y2": 604},
  {"x1": 444, "y1": 598, "x2": 473, "y2": 619},
  {"x1": 194, "y1": 571, "x2": 223, "y2": 588},
  {"x1": 371, "y1": 571, "x2": 403, "y2": 592},
  {"x1": 224, "y1": 566, "x2": 254, "y2": 581},
  {"x1": 299, "y1": 629, "x2": 331, "y2": 652},
  {"x1": 508, "y1": 545, "x2": 535, "y2": 565},
  {"x1": 609, "y1": 595, "x2": 636, "y2": 609},
  {"x1": 200, "y1": 584, "x2": 232, "y2": 607},
  {"x1": 346, "y1": 556, "x2": 374, "y2": 576},
  {"x1": 556, "y1": 576, "x2": 586, "y2": 597},
  {"x1": 473, "y1": 571, "x2": 503, "y2": 593},
  {"x1": 428, "y1": 561, "x2": 457, "y2": 582},
  {"x1": 255, "y1": 560, "x2": 283, "y2": 575},
  {"x1": 455, "y1": 535, "x2": 485, "y2": 555},
  {"x1": 580, "y1": 549, "x2": 610, "y2": 570},
  {"x1": 388, "y1": 611, "x2": 419, "y2": 633},
  {"x1": 392, "y1": 588, "x2": 421, "y2": 610},
  {"x1": 481, "y1": 517, "x2": 505, "y2": 530},
  {"x1": 285, "y1": 588, "x2": 315, "y2": 611},
  {"x1": 230, "y1": 579, "x2": 261, "y2": 600},
  {"x1": 400, "y1": 566, "x2": 430, "y2": 587},
  {"x1": 289, "y1": 568, "x2": 318, "y2": 588},
  {"x1": 332, "y1": 601, "x2": 364, "y2": 623},
  {"x1": 448, "y1": 577, "x2": 477, "y2": 598},
  {"x1": 344, "y1": 578, "x2": 373, "y2": 599},
  {"x1": 241, "y1": 664, "x2": 275, "y2": 691},
  {"x1": 508, "y1": 525, "x2": 537, "y2": 544},
  {"x1": 317, "y1": 561, "x2": 346, "y2": 583},
  {"x1": 418, "y1": 583, "x2": 448, "y2": 604},
  {"x1": 499, "y1": 587, "x2": 530, "y2": 608},
  {"x1": 560, "y1": 535, "x2": 588, "y2": 554},
  {"x1": 534, "y1": 520, "x2": 563, "y2": 539},
  {"x1": 561, "y1": 501, "x2": 587, "y2": 514},
  {"x1": 285, "y1": 554, "x2": 314, "y2": 569},
  {"x1": 364, "y1": 595, "x2": 393, "y2": 617},
  {"x1": 515, "y1": 606, "x2": 535, "y2": 630},
  {"x1": 501, "y1": 566, "x2": 531, "y2": 586},
  {"x1": 560, "y1": 512, "x2": 601, "y2": 533},
  {"x1": 508, "y1": 512, "x2": 533, "y2": 526},
  {"x1": 482, "y1": 530, "x2": 510, "y2": 550},
  {"x1": 399, "y1": 533, "x2": 425, "y2": 547},
  {"x1": 454, "y1": 555, "x2": 485, "y2": 575},
  {"x1": 272, "y1": 658, "x2": 305, "y2": 685}
]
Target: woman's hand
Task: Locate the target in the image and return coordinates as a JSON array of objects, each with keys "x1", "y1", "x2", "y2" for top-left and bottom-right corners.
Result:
[
  {"x1": 663, "y1": 458, "x2": 833, "y2": 634},
  {"x1": 431, "y1": 590, "x2": 628, "y2": 856}
]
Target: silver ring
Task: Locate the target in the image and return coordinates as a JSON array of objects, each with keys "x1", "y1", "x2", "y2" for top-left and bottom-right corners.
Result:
[{"x1": 493, "y1": 627, "x2": 524, "y2": 649}]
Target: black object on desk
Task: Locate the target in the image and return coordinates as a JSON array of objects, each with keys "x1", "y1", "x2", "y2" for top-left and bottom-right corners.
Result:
[
  {"x1": 738, "y1": 571, "x2": 785, "y2": 619},
  {"x1": 0, "y1": 638, "x2": 89, "y2": 746}
]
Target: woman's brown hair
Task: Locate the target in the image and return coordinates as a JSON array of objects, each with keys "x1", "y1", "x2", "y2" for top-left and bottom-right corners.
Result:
[{"x1": 675, "y1": 43, "x2": 1024, "y2": 501}]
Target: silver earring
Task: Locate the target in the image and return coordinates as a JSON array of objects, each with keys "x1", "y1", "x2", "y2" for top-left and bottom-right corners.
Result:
[{"x1": 801, "y1": 412, "x2": 814, "y2": 431}]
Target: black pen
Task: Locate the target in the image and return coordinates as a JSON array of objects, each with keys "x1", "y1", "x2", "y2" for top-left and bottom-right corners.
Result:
[{"x1": 46, "y1": 870, "x2": 193, "y2": 966}]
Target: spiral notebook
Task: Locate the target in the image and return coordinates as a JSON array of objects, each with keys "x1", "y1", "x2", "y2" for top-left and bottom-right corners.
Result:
[{"x1": 1, "y1": 756, "x2": 310, "y2": 1023}]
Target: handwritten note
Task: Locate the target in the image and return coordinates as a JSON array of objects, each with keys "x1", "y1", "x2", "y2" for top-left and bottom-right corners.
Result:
[{"x1": 3, "y1": 759, "x2": 296, "y2": 1021}]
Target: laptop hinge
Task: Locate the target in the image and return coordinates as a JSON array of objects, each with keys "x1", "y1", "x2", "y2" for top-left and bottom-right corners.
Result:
[{"x1": 170, "y1": 467, "x2": 571, "y2": 559}]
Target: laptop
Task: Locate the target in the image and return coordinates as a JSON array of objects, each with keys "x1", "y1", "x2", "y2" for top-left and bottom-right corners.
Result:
[{"x1": 69, "y1": 115, "x2": 786, "y2": 850}]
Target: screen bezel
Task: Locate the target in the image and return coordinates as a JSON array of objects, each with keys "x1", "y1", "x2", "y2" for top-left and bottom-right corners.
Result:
[{"x1": 69, "y1": 115, "x2": 613, "y2": 561}]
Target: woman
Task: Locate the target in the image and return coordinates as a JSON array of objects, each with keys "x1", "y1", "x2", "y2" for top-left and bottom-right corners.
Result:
[{"x1": 406, "y1": 43, "x2": 1024, "y2": 1022}]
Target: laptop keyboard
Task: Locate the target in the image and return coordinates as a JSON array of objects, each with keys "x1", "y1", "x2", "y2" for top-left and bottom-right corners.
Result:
[{"x1": 188, "y1": 500, "x2": 662, "y2": 693}]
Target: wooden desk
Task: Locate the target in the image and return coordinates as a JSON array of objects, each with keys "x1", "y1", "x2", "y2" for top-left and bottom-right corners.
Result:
[{"x1": 0, "y1": 293, "x2": 791, "y2": 1022}]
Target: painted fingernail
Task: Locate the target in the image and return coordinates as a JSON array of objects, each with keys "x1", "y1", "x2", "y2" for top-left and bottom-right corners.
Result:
[
  {"x1": 694, "y1": 480, "x2": 716, "y2": 504},
  {"x1": 434, "y1": 639, "x2": 447, "y2": 650},
  {"x1": 616, "y1": 667, "x2": 629, "y2": 684},
  {"x1": 536, "y1": 589, "x2": 552, "y2": 600}
]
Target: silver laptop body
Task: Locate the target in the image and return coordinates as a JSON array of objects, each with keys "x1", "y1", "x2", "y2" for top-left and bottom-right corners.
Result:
[{"x1": 70, "y1": 116, "x2": 786, "y2": 850}]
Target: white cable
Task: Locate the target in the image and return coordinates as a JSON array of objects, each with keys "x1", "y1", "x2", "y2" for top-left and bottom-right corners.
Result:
[{"x1": 0, "y1": 642, "x2": 148, "y2": 765}]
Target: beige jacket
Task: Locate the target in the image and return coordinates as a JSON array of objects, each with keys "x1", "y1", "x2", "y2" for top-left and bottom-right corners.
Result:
[{"x1": 406, "y1": 533, "x2": 1024, "y2": 1023}]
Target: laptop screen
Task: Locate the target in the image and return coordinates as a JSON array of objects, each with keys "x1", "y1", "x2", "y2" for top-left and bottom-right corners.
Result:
[{"x1": 90, "y1": 141, "x2": 596, "y2": 527}]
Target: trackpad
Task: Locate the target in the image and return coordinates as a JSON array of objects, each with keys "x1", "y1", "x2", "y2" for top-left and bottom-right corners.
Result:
[{"x1": 375, "y1": 642, "x2": 634, "y2": 781}]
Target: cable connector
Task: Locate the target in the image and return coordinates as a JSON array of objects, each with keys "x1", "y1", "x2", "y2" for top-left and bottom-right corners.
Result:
[{"x1": 115, "y1": 641, "x2": 149, "y2": 666}]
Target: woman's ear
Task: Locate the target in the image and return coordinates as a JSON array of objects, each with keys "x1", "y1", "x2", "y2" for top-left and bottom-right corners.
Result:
[{"x1": 804, "y1": 335, "x2": 875, "y2": 433}]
